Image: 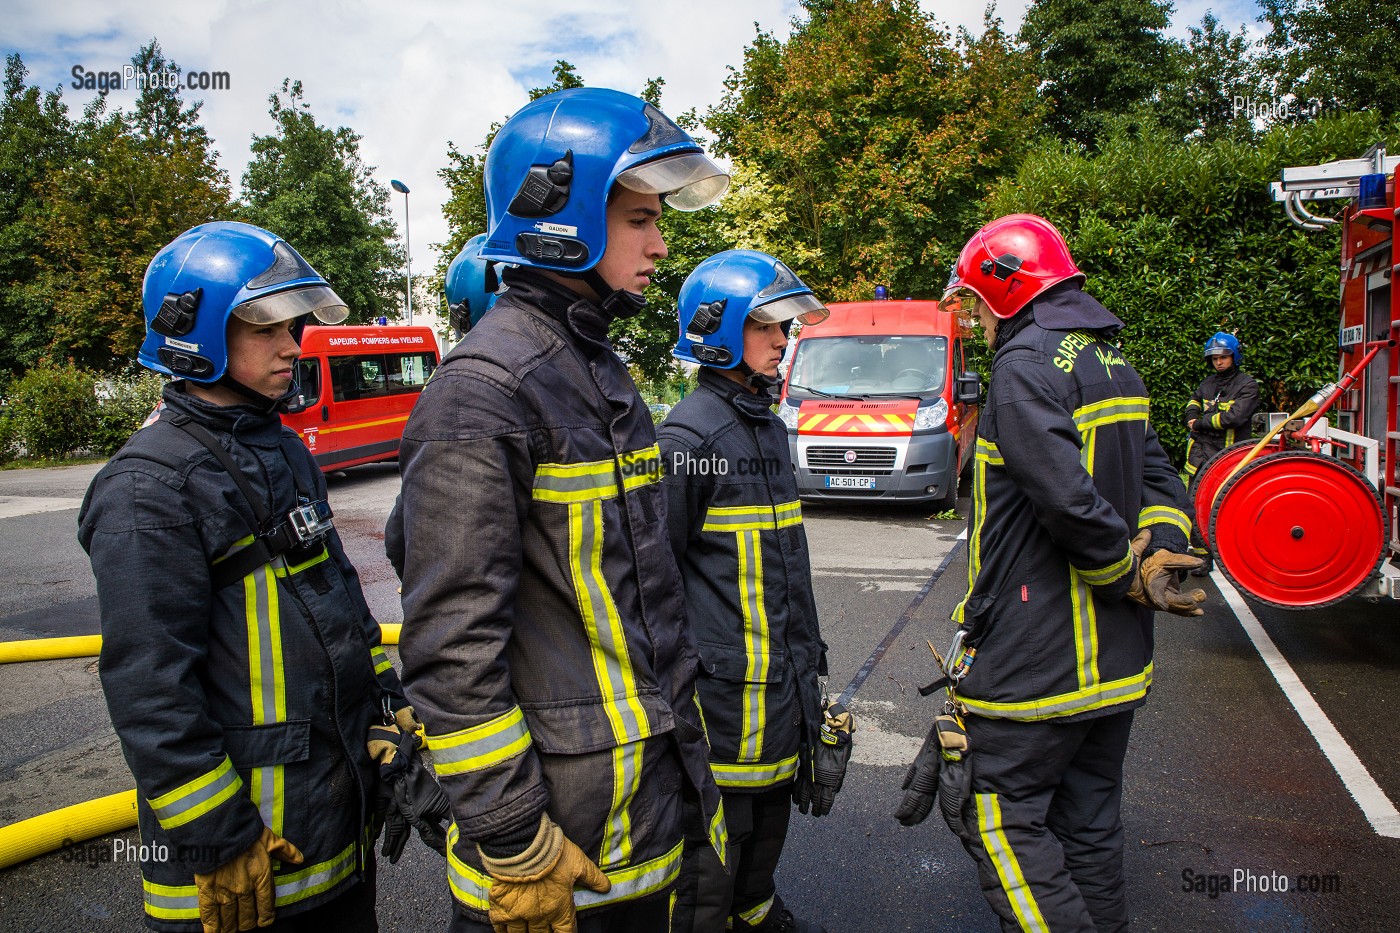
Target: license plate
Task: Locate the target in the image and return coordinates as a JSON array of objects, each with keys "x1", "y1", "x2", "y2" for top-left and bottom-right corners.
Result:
[{"x1": 826, "y1": 476, "x2": 876, "y2": 489}]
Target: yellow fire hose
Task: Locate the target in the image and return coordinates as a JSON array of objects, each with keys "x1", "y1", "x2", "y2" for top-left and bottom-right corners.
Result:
[
  {"x1": 0, "y1": 625, "x2": 405, "y2": 868},
  {"x1": 0, "y1": 789, "x2": 138, "y2": 871},
  {"x1": 0, "y1": 622, "x2": 402, "y2": 664}
]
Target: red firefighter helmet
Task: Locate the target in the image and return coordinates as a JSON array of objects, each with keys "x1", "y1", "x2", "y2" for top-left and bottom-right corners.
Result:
[{"x1": 943, "y1": 213, "x2": 1085, "y2": 320}]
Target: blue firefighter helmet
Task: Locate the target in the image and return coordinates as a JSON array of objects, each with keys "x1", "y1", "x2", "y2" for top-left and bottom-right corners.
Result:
[
  {"x1": 445, "y1": 233, "x2": 499, "y2": 335},
  {"x1": 139, "y1": 222, "x2": 348, "y2": 383},
  {"x1": 480, "y1": 88, "x2": 728, "y2": 277},
  {"x1": 1203, "y1": 331, "x2": 1242, "y2": 366},
  {"x1": 673, "y1": 250, "x2": 829, "y2": 370}
]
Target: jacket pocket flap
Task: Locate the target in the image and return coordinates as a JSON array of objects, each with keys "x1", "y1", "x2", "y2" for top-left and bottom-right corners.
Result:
[
  {"x1": 224, "y1": 720, "x2": 311, "y2": 768},
  {"x1": 698, "y1": 642, "x2": 787, "y2": 684}
]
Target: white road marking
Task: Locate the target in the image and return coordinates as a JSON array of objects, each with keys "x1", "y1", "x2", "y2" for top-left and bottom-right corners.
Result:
[
  {"x1": 0, "y1": 497, "x2": 84, "y2": 519},
  {"x1": 1214, "y1": 571, "x2": 1400, "y2": 838}
]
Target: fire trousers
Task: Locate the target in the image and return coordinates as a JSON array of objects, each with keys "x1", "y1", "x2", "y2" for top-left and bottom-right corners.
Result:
[
  {"x1": 960, "y1": 709, "x2": 1135, "y2": 933},
  {"x1": 672, "y1": 783, "x2": 794, "y2": 932}
]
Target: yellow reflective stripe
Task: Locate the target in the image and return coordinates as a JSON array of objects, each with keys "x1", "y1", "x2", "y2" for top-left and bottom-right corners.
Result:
[
  {"x1": 976, "y1": 793, "x2": 1050, "y2": 932},
  {"x1": 534, "y1": 448, "x2": 661, "y2": 503},
  {"x1": 427, "y1": 706, "x2": 532, "y2": 776},
  {"x1": 446, "y1": 826, "x2": 683, "y2": 912},
  {"x1": 710, "y1": 754, "x2": 799, "y2": 788},
  {"x1": 1138, "y1": 505, "x2": 1190, "y2": 539},
  {"x1": 534, "y1": 458, "x2": 619, "y2": 503},
  {"x1": 1225, "y1": 427, "x2": 1235, "y2": 445},
  {"x1": 1072, "y1": 396, "x2": 1150, "y2": 433},
  {"x1": 1080, "y1": 424, "x2": 1097, "y2": 470},
  {"x1": 709, "y1": 796, "x2": 728, "y2": 868},
  {"x1": 737, "y1": 529, "x2": 769, "y2": 762},
  {"x1": 212, "y1": 533, "x2": 257, "y2": 565},
  {"x1": 371, "y1": 645, "x2": 393, "y2": 676},
  {"x1": 825, "y1": 414, "x2": 853, "y2": 431},
  {"x1": 570, "y1": 501, "x2": 651, "y2": 745},
  {"x1": 142, "y1": 878, "x2": 199, "y2": 920},
  {"x1": 1069, "y1": 569, "x2": 1099, "y2": 692},
  {"x1": 245, "y1": 560, "x2": 287, "y2": 834},
  {"x1": 954, "y1": 441, "x2": 993, "y2": 624},
  {"x1": 147, "y1": 756, "x2": 242, "y2": 830},
  {"x1": 273, "y1": 545, "x2": 330, "y2": 577},
  {"x1": 600, "y1": 741, "x2": 644, "y2": 870},
  {"x1": 701, "y1": 501, "x2": 801, "y2": 533},
  {"x1": 740, "y1": 895, "x2": 776, "y2": 925},
  {"x1": 960, "y1": 663, "x2": 1153, "y2": 721},
  {"x1": 619, "y1": 444, "x2": 662, "y2": 493},
  {"x1": 1072, "y1": 546, "x2": 1133, "y2": 587},
  {"x1": 975, "y1": 436, "x2": 1003, "y2": 466},
  {"x1": 274, "y1": 841, "x2": 357, "y2": 906}
]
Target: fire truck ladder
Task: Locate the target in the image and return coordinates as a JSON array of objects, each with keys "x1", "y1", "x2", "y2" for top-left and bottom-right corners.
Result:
[{"x1": 1274, "y1": 146, "x2": 1400, "y2": 596}]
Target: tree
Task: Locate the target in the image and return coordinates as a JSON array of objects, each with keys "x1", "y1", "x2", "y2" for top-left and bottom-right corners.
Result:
[
  {"x1": 30, "y1": 44, "x2": 229, "y2": 373},
  {"x1": 1018, "y1": 0, "x2": 1175, "y2": 147},
  {"x1": 1156, "y1": 13, "x2": 1271, "y2": 141},
  {"x1": 709, "y1": 0, "x2": 1043, "y2": 301},
  {"x1": 1260, "y1": 0, "x2": 1400, "y2": 119},
  {"x1": 239, "y1": 80, "x2": 402, "y2": 324},
  {"x1": 0, "y1": 54, "x2": 74, "y2": 386},
  {"x1": 984, "y1": 110, "x2": 1400, "y2": 462}
]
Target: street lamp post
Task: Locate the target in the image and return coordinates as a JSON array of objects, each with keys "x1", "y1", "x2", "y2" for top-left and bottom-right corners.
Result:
[{"x1": 390, "y1": 179, "x2": 412, "y2": 326}]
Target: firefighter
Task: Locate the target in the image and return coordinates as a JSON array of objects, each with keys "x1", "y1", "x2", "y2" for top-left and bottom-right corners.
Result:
[
  {"x1": 660, "y1": 251, "x2": 843, "y2": 933},
  {"x1": 78, "y1": 222, "x2": 421, "y2": 932},
  {"x1": 1183, "y1": 331, "x2": 1260, "y2": 478},
  {"x1": 388, "y1": 88, "x2": 730, "y2": 933},
  {"x1": 444, "y1": 232, "x2": 501, "y2": 340},
  {"x1": 906, "y1": 214, "x2": 1205, "y2": 933}
]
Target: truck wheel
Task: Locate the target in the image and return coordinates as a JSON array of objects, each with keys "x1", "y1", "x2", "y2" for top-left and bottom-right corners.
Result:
[{"x1": 934, "y1": 452, "x2": 960, "y2": 512}]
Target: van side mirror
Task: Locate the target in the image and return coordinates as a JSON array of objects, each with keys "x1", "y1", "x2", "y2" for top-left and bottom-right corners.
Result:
[
  {"x1": 283, "y1": 393, "x2": 309, "y2": 415},
  {"x1": 954, "y1": 372, "x2": 982, "y2": 404}
]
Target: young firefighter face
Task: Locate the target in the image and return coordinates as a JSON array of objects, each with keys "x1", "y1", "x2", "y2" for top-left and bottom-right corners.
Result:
[{"x1": 741, "y1": 318, "x2": 789, "y2": 379}]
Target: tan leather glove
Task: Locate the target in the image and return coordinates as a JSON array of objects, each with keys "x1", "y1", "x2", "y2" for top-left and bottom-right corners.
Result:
[
  {"x1": 193, "y1": 826, "x2": 303, "y2": 933},
  {"x1": 478, "y1": 814, "x2": 610, "y2": 933},
  {"x1": 1127, "y1": 530, "x2": 1208, "y2": 617}
]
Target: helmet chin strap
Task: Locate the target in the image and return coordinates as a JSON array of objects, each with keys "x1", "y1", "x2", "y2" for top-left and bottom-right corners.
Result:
[
  {"x1": 580, "y1": 268, "x2": 646, "y2": 318},
  {"x1": 215, "y1": 373, "x2": 296, "y2": 415},
  {"x1": 735, "y1": 360, "x2": 780, "y2": 391}
]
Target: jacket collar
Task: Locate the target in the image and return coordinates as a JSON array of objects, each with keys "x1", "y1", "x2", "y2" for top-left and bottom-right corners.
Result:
[
  {"x1": 162, "y1": 381, "x2": 286, "y2": 448},
  {"x1": 502, "y1": 267, "x2": 615, "y2": 349},
  {"x1": 698, "y1": 367, "x2": 776, "y2": 419}
]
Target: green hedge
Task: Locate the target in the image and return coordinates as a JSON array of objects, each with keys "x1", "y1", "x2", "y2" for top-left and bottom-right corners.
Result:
[
  {"x1": 2, "y1": 362, "x2": 164, "y2": 461},
  {"x1": 984, "y1": 110, "x2": 1400, "y2": 462}
]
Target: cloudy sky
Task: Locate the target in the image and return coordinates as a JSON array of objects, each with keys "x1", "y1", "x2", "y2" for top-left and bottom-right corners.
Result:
[{"x1": 7, "y1": 0, "x2": 1263, "y2": 277}]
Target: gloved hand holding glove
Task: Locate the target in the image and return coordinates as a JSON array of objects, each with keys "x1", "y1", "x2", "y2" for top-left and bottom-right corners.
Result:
[
  {"x1": 193, "y1": 825, "x2": 303, "y2": 933},
  {"x1": 478, "y1": 813, "x2": 610, "y2": 933},
  {"x1": 368, "y1": 705, "x2": 452, "y2": 863},
  {"x1": 1127, "y1": 530, "x2": 1208, "y2": 617},
  {"x1": 794, "y1": 702, "x2": 855, "y2": 817},
  {"x1": 895, "y1": 712, "x2": 973, "y2": 838}
]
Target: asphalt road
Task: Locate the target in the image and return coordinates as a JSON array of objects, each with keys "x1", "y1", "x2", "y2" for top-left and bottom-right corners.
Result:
[{"x1": 1, "y1": 461, "x2": 1398, "y2": 932}]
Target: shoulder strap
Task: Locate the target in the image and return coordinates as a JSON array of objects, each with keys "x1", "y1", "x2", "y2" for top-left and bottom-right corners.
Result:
[{"x1": 160, "y1": 413, "x2": 284, "y2": 590}]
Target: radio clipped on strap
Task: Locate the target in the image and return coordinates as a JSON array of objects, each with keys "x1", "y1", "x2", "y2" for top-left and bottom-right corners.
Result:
[{"x1": 163, "y1": 413, "x2": 334, "y2": 590}]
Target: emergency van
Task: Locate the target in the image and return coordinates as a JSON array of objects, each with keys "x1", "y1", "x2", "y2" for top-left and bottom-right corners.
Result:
[
  {"x1": 282, "y1": 325, "x2": 439, "y2": 471},
  {"x1": 778, "y1": 299, "x2": 980, "y2": 507}
]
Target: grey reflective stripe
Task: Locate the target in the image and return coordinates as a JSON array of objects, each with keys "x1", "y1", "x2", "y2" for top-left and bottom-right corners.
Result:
[
  {"x1": 143, "y1": 881, "x2": 199, "y2": 920},
  {"x1": 147, "y1": 757, "x2": 242, "y2": 830},
  {"x1": 446, "y1": 826, "x2": 683, "y2": 913},
  {"x1": 1069, "y1": 570, "x2": 1098, "y2": 691},
  {"x1": 572, "y1": 500, "x2": 648, "y2": 744},
  {"x1": 977, "y1": 793, "x2": 1050, "y2": 932},
  {"x1": 275, "y1": 842, "x2": 358, "y2": 906},
  {"x1": 960, "y1": 664, "x2": 1153, "y2": 720},
  {"x1": 711, "y1": 754, "x2": 799, "y2": 787},
  {"x1": 248, "y1": 564, "x2": 283, "y2": 724},
  {"x1": 738, "y1": 530, "x2": 769, "y2": 762},
  {"x1": 428, "y1": 707, "x2": 532, "y2": 776},
  {"x1": 600, "y1": 740, "x2": 644, "y2": 869}
]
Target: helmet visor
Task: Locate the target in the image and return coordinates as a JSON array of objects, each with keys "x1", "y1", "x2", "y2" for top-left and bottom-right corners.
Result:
[
  {"x1": 617, "y1": 152, "x2": 730, "y2": 211},
  {"x1": 939, "y1": 286, "x2": 983, "y2": 318},
  {"x1": 750, "y1": 292, "x2": 829, "y2": 326},
  {"x1": 233, "y1": 285, "x2": 350, "y2": 326},
  {"x1": 1204, "y1": 346, "x2": 1233, "y2": 358}
]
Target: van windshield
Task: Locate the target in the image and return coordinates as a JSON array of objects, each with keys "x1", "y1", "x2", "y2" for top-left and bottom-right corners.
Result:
[{"x1": 786, "y1": 335, "x2": 947, "y2": 399}]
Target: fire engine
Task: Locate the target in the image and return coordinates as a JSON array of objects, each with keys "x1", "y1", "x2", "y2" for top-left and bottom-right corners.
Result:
[{"x1": 1193, "y1": 145, "x2": 1399, "y2": 607}]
